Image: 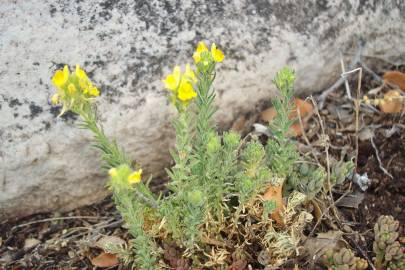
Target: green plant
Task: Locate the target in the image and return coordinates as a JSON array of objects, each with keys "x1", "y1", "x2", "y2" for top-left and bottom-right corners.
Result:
[
  {"x1": 322, "y1": 248, "x2": 368, "y2": 270},
  {"x1": 50, "y1": 42, "x2": 350, "y2": 269},
  {"x1": 373, "y1": 215, "x2": 404, "y2": 270}
]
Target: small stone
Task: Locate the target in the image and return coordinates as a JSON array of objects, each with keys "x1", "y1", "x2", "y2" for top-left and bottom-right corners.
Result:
[
  {"x1": 68, "y1": 250, "x2": 76, "y2": 259},
  {"x1": 24, "y1": 238, "x2": 41, "y2": 249},
  {"x1": 95, "y1": 235, "x2": 126, "y2": 251}
]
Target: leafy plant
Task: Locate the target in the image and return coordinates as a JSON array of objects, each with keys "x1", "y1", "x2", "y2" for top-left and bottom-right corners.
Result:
[
  {"x1": 322, "y1": 248, "x2": 368, "y2": 270},
  {"x1": 50, "y1": 42, "x2": 351, "y2": 269},
  {"x1": 373, "y1": 215, "x2": 404, "y2": 270}
]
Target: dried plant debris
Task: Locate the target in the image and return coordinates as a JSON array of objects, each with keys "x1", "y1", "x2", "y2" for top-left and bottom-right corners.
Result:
[
  {"x1": 373, "y1": 215, "x2": 404, "y2": 270},
  {"x1": 163, "y1": 244, "x2": 190, "y2": 270},
  {"x1": 90, "y1": 252, "x2": 119, "y2": 268}
]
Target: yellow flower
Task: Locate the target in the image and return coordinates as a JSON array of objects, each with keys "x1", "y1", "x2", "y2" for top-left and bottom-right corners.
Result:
[
  {"x1": 67, "y1": 83, "x2": 77, "y2": 94},
  {"x1": 108, "y1": 168, "x2": 118, "y2": 177},
  {"x1": 52, "y1": 65, "x2": 70, "y2": 88},
  {"x1": 79, "y1": 80, "x2": 88, "y2": 91},
  {"x1": 211, "y1": 43, "x2": 224, "y2": 62},
  {"x1": 193, "y1": 41, "x2": 208, "y2": 63},
  {"x1": 128, "y1": 169, "x2": 142, "y2": 184},
  {"x1": 89, "y1": 86, "x2": 100, "y2": 96},
  {"x1": 163, "y1": 65, "x2": 181, "y2": 91},
  {"x1": 178, "y1": 80, "x2": 197, "y2": 101},
  {"x1": 75, "y1": 64, "x2": 88, "y2": 80},
  {"x1": 185, "y1": 63, "x2": 197, "y2": 83},
  {"x1": 51, "y1": 94, "x2": 59, "y2": 105}
]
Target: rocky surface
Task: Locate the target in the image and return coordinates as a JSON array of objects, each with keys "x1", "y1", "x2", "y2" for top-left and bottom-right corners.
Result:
[{"x1": 0, "y1": 0, "x2": 404, "y2": 218}]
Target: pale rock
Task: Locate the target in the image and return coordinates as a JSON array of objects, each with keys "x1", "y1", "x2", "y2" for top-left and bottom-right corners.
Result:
[{"x1": 0, "y1": 0, "x2": 404, "y2": 218}]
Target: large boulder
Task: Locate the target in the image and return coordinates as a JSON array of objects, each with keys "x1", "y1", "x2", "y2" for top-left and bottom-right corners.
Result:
[{"x1": 0, "y1": 0, "x2": 404, "y2": 219}]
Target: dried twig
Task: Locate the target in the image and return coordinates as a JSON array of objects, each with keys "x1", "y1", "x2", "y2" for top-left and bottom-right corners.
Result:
[
  {"x1": 318, "y1": 41, "x2": 364, "y2": 109},
  {"x1": 308, "y1": 188, "x2": 352, "y2": 237},
  {"x1": 354, "y1": 68, "x2": 362, "y2": 169},
  {"x1": 11, "y1": 215, "x2": 109, "y2": 230},
  {"x1": 340, "y1": 52, "x2": 352, "y2": 100},
  {"x1": 340, "y1": 67, "x2": 362, "y2": 169},
  {"x1": 345, "y1": 234, "x2": 377, "y2": 270},
  {"x1": 351, "y1": 53, "x2": 405, "y2": 67},
  {"x1": 370, "y1": 137, "x2": 394, "y2": 179},
  {"x1": 359, "y1": 62, "x2": 383, "y2": 83},
  {"x1": 297, "y1": 107, "x2": 320, "y2": 164},
  {"x1": 310, "y1": 96, "x2": 348, "y2": 230},
  {"x1": 310, "y1": 96, "x2": 332, "y2": 196}
]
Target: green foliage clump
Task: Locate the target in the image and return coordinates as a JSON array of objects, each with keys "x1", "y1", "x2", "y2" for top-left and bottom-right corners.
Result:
[
  {"x1": 50, "y1": 43, "x2": 356, "y2": 269},
  {"x1": 287, "y1": 162, "x2": 326, "y2": 199},
  {"x1": 323, "y1": 248, "x2": 368, "y2": 270}
]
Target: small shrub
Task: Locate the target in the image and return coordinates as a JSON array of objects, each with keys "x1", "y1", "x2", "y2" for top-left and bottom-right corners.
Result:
[{"x1": 50, "y1": 42, "x2": 352, "y2": 269}]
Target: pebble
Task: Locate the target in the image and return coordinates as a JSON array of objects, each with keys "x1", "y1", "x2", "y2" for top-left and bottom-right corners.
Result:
[
  {"x1": 68, "y1": 250, "x2": 76, "y2": 259},
  {"x1": 23, "y1": 238, "x2": 41, "y2": 250}
]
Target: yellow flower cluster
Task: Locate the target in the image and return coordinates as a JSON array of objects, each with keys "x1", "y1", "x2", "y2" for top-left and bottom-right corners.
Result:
[
  {"x1": 163, "y1": 64, "x2": 197, "y2": 102},
  {"x1": 193, "y1": 42, "x2": 224, "y2": 64},
  {"x1": 51, "y1": 65, "x2": 99, "y2": 113},
  {"x1": 109, "y1": 166, "x2": 143, "y2": 185},
  {"x1": 163, "y1": 41, "x2": 224, "y2": 106},
  {"x1": 128, "y1": 169, "x2": 143, "y2": 184}
]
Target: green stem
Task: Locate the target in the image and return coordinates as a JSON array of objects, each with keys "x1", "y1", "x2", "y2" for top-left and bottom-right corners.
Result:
[
  {"x1": 75, "y1": 103, "x2": 158, "y2": 209},
  {"x1": 374, "y1": 252, "x2": 385, "y2": 270},
  {"x1": 75, "y1": 103, "x2": 131, "y2": 169},
  {"x1": 194, "y1": 68, "x2": 216, "y2": 181}
]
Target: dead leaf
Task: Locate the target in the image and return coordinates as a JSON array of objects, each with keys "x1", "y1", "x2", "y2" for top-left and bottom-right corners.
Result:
[
  {"x1": 304, "y1": 230, "x2": 345, "y2": 262},
  {"x1": 227, "y1": 260, "x2": 247, "y2": 270},
  {"x1": 95, "y1": 235, "x2": 126, "y2": 251},
  {"x1": 308, "y1": 200, "x2": 322, "y2": 222},
  {"x1": 367, "y1": 85, "x2": 384, "y2": 95},
  {"x1": 384, "y1": 125, "x2": 400, "y2": 138},
  {"x1": 263, "y1": 184, "x2": 285, "y2": 225},
  {"x1": 231, "y1": 115, "x2": 247, "y2": 133},
  {"x1": 358, "y1": 127, "x2": 374, "y2": 141},
  {"x1": 379, "y1": 90, "x2": 404, "y2": 113},
  {"x1": 335, "y1": 192, "x2": 365, "y2": 209},
  {"x1": 383, "y1": 71, "x2": 405, "y2": 90},
  {"x1": 260, "y1": 98, "x2": 314, "y2": 136},
  {"x1": 91, "y1": 252, "x2": 119, "y2": 268}
]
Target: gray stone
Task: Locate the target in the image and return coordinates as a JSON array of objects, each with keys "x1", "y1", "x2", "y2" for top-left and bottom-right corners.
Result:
[{"x1": 0, "y1": 0, "x2": 404, "y2": 218}]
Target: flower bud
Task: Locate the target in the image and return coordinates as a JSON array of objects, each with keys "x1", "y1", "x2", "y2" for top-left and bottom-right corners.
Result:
[
  {"x1": 223, "y1": 131, "x2": 241, "y2": 150},
  {"x1": 188, "y1": 190, "x2": 204, "y2": 206},
  {"x1": 207, "y1": 132, "x2": 221, "y2": 153}
]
